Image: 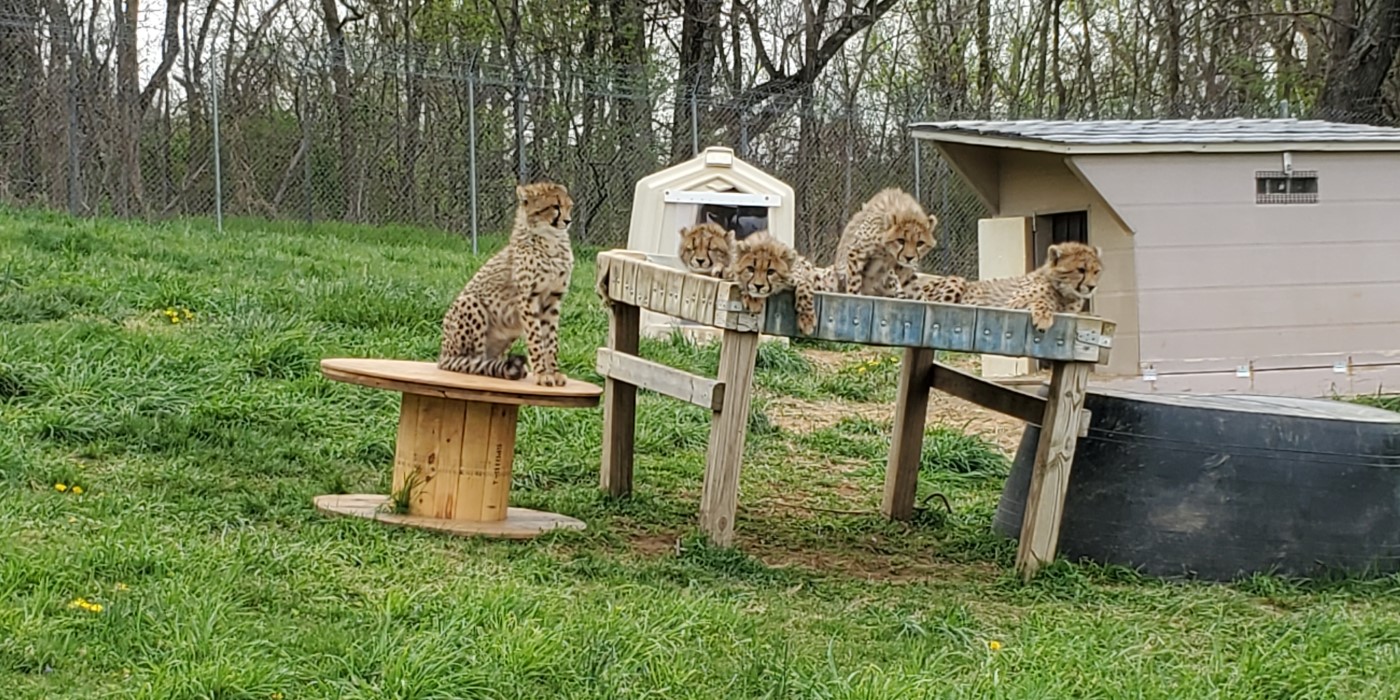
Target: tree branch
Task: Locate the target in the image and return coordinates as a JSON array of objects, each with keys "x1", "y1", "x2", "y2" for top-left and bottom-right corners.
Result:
[
  {"x1": 139, "y1": 0, "x2": 185, "y2": 113},
  {"x1": 733, "y1": 0, "x2": 779, "y2": 79}
]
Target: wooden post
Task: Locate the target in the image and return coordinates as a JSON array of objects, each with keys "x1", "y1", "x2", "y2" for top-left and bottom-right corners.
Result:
[
  {"x1": 699, "y1": 328, "x2": 761, "y2": 546},
  {"x1": 1015, "y1": 360, "x2": 1091, "y2": 581},
  {"x1": 600, "y1": 302, "x2": 641, "y2": 497},
  {"x1": 883, "y1": 347, "x2": 935, "y2": 520}
]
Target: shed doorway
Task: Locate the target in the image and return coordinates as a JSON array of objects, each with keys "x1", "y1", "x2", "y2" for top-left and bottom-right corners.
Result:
[{"x1": 1033, "y1": 210, "x2": 1089, "y2": 370}]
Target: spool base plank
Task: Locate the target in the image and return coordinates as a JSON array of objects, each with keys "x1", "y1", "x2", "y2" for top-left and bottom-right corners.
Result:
[
  {"x1": 313, "y1": 494, "x2": 586, "y2": 539},
  {"x1": 317, "y1": 358, "x2": 602, "y2": 540}
]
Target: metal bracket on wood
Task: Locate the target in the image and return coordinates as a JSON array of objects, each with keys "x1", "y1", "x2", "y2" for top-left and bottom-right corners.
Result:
[{"x1": 1076, "y1": 328, "x2": 1113, "y2": 349}]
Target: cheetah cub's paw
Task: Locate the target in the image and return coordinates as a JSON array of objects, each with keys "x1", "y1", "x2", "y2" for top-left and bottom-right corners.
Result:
[
  {"x1": 535, "y1": 371, "x2": 568, "y2": 387},
  {"x1": 1030, "y1": 307, "x2": 1055, "y2": 333}
]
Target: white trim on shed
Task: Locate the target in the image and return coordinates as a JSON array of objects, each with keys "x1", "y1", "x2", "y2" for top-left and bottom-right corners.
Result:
[{"x1": 910, "y1": 118, "x2": 1400, "y2": 154}]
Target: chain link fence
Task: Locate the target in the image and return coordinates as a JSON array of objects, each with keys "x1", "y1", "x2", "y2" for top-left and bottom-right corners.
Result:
[
  {"x1": 0, "y1": 26, "x2": 988, "y2": 277},
  {"x1": 4, "y1": 16, "x2": 1394, "y2": 280}
]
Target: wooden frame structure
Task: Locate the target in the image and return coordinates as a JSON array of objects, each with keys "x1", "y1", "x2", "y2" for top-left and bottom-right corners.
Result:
[
  {"x1": 594, "y1": 251, "x2": 1116, "y2": 580},
  {"x1": 315, "y1": 358, "x2": 602, "y2": 539}
]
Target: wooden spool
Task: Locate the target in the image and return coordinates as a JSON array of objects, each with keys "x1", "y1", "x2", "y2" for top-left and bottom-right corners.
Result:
[{"x1": 315, "y1": 358, "x2": 603, "y2": 539}]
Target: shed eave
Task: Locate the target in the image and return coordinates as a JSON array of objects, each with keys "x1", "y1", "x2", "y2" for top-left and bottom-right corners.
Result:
[{"x1": 909, "y1": 129, "x2": 1400, "y2": 154}]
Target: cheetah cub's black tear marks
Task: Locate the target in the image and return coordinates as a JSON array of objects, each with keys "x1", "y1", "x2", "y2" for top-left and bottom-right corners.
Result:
[{"x1": 438, "y1": 181, "x2": 575, "y2": 386}]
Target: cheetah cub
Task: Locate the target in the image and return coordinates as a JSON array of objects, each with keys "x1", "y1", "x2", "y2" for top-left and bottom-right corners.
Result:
[
  {"x1": 724, "y1": 230, "x2": 824, "y2": 334},
  {"x1": 960, "y1": 241, "x2": 1103, "y2": 331},
  {"x1": 439, "y1": 182, "x2": 575, "y2": 386},
  {"x1": 905, "y1": 273, "x2": 968, "y2": 304},
  {"x1": 677, "y1": 221, "x2": 734, "y2": 277},
  {"x1": 834, "y1": 188, "x2": 937, "y2": 297}
]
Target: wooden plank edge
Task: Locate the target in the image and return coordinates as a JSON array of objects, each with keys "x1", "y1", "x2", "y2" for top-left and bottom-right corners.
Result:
[{"x1": 321, "y1": 367, "x2": 602, "y2": 408}]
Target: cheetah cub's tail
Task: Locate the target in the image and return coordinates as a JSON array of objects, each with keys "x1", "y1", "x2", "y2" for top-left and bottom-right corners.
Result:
[{"x1": 437, "y1": 354, "x2": 528, "y2": 381}]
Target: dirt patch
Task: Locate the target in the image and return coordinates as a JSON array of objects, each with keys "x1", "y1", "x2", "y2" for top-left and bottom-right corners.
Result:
[
  {"x1": 617, "y1": 526, "x2": 999, "y2": 584},
  {"x1": 740, "y1": 537, "x2": 1002, "y2": 583},
  {"x1": 763, "y1": 393, "x2": 1027, "y2": 455},
  {"x1": 777, "y1": 347, "x2": 1030, "y2": 454},
  {"x1": 616, "y1": 526, "x2": 996, "y2": 585}
]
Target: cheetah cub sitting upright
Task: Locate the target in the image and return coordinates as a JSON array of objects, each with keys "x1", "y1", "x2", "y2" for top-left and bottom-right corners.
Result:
[
  {"x1": 833, "y1": 188, "x2": 938, "y2": 297},
  {"x1": 438, "y1": 182, "x2": 575, "y2": 386},
  {"x1": 677, "y1": 221, "x2": 734, "y2": 277},
  {"x1": 960, "y1": 241, "x2": 1103, "y2": 331},
  {"x1": 725, "y1": 230, "x2": 826, "y2": 335}
]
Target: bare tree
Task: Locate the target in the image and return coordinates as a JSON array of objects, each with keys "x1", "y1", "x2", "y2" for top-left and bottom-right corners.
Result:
[{"x1": 1320, "y1": 0, "x2": 1400, "y2": 123}]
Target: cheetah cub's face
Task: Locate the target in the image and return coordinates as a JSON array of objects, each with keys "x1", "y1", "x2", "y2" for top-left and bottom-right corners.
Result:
[
  {"x1": 881, "y1": 208, "x2": 937, "y2": 268},
  {"x1": 1045, "y1": 242, "x2": 1103, "y2": 300},
  {"x1": 677, "y1": 222, "x2": 734, "y2": 277},
  {"x1": 516, "y1": 182, "x2": 573, "y2": 233},
  {"x1": 729, "y1": 231, "x2": 797, "y2": 300}
]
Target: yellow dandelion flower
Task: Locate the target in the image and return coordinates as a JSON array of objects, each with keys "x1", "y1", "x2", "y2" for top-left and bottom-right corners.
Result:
[
  {"x1": 68, "y1": 597, "x2": 86, "y2": 608},
  {"x1": 988, "y1": 640, "x2": 1003, "y2": 651},
  {"x1": 71, "y1": 485, "x2": 84, "y2": 495},
  {"x1": 55, "y1": 483, "x2": 68, "y2": 492},
  {"x1": 116, "y1": 582, "x2": 129, "y2": 591},
  {"x1": 88, "y1": 603, "x2": 103, "y2": 613},
  {"x1": 856, "y1": 366, "x2": 867, "y2": 374}
]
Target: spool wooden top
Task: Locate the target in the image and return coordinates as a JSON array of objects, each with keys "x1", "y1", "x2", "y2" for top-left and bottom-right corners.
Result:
[{"x1": 320, "y1": 358, "x2": 603, "y2": 408}]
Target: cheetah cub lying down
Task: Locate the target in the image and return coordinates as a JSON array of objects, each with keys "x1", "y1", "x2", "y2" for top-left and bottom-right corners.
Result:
[
  {"x1": 834, "y1": 187, "x2": 938, "y2": 297},
  {"x1": 723, "y1": 230, "x2": 832, "y2": 335},
  {"x1": 904, "y1": 273, "x2": 968, "y2": 304},
  {"x1": 438, "y1": 182, "x2": 575, "y2": 386},
  {"x1": 955, "y1": 241, "x2": 1103, "y2": 331},
  {"x1": 677, "y1": 222, "x2": 734, "y2": 278}
]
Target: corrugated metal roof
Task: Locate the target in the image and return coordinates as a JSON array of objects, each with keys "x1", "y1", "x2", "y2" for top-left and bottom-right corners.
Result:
[{"x1": 909, "y1": 118, "x2": 1400, "y2": 153}]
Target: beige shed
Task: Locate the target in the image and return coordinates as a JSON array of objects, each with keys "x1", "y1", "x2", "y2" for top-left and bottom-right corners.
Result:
[
  {"x1": 911, "y1": 118, "x2": 1400, "y2": 398},
  {"x1": 627, "y1": 146, "x2": 797, "y2": 340}
]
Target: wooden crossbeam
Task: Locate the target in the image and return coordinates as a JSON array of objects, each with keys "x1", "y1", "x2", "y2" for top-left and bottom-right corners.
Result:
[
  {"x1": 930, "y1": 361, "x2": 1045, "y2": 424},
  {"x1": 596, "y1": 348, "x2": 726, "y2": 412}
]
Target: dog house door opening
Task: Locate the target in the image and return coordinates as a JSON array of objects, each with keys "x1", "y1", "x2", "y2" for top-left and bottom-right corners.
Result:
[{"x1": 665, "y1": 189, "x2": 778, "y2": 242}]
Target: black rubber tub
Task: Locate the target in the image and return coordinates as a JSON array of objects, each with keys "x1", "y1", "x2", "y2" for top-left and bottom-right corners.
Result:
[{"x1": 993, "y1": 389, "x2": 1400, "y2": 581}]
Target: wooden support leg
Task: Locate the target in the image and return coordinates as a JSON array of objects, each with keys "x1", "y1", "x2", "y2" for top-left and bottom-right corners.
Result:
[
  {"x1": 699, "y1": 328, "x2": 761, "y2": 547},
  {"x1": 600, "y1": 302, "x2": 641, "y2": 497},
  {"x1": 1015, "y1": 360, "x2": 1091, "y2": 581},
  {"x1": 883, "y1": 347, "x2": 935, "y2": 520}
]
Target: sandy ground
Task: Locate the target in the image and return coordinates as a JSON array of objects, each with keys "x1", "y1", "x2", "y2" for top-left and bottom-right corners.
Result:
[{"x1": 766, "y1": 347, "x2": 1032, "y2": 454}]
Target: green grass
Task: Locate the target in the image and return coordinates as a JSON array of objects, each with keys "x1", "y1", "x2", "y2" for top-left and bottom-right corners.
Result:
[{"x1": 4, "y1": 207, "x2": 1400, "y2": 698}]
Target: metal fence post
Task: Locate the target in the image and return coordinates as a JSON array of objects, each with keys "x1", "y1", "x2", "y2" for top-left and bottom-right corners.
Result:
[
  {"x1": 739, "y1": 113, "x2": 749, "y2": 157},
  {"x1": 913, "y1": 137, "x2": 922, "y2": 203},
  {"x1": 843, "y1": 106, "x2": 854, "y2": 214},
  {"x1": 65, "y1": 31, "x2": 80, "y2": 216},
  {"x1": 514, "y1": 76, "x2": 527, "y2": 183},
  {"x1": 468, "y1": 65, "x2": 479, "y2": 254},
  {"x1": 301, "y1": 62, "x2": 313, "y2": 228},
  {"x1": 690, "y1": 93, "x2": 699, "y2": 156},
  {"x1": 211, "y1": 56, "x2": 223, "y2": 234}
]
